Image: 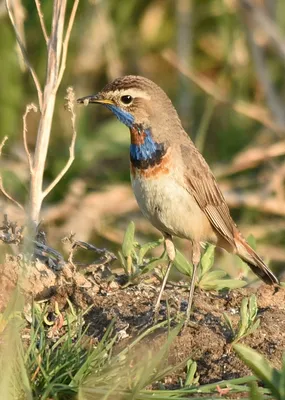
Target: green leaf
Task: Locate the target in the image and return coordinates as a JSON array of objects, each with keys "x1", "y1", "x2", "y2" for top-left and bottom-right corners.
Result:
[
  {"x1": 249, "y1": 381, "x2": 265, "y2": 400},
  {"x1": 199, "y1": 279, "x2": 246, "y2": 291},
  {"x1": 198, "y1": 269, "x2": 226, "y2": 283},
  {"x1": 117, "y1": 251, "x2": 127, "y2": 273},
  {"x1": 122, "y1": 221, "x2": 135, "y2": 258},
  {"x1": 223, "y1": 312, "x2": 234, "y2": 335},
  {"x1": 246, "y1": 319, "x2": 260, "y2": 337},
  {"x1": 140, "y1": 257, "x2": 164, "y2": 274},
  {"x1": 174, "y1": 250, "x2": 193, "y2": 277},
  {"x1": 280, "y1": 354, "x2": 285, "y2": 399},
  {"x1": 237, "y1": 297, "x2": 250, "y2": 339},
  {"x1": 234, "y1": 344, "x2": 281, "y2": 400},
  {"x1": 138, "y1": 239, "x2": 163, "y2": 264},
  {"x1": 200, "y1": 244, "x2": 215, "y2": 276},
  {"x1": 249, "y1": 295, "x2": 258, "y2": 320},
  {"x1": 185, "y1": 359, "x2": 197, "y2": 387}
]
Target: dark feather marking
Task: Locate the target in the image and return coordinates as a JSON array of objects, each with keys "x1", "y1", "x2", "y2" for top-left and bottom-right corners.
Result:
[{"x1": 131, "y1": 142, "x2": 167, "y2": 169}]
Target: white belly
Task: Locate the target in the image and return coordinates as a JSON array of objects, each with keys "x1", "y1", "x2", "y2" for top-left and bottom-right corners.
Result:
[{"x1": 131, "y1": 174, "x2": 216, "y2": 243}]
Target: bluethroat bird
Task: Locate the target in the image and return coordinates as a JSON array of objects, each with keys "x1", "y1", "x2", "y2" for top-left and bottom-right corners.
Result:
[{"x1": 77, "y1": 75, "x2": 279, "y2": 321}]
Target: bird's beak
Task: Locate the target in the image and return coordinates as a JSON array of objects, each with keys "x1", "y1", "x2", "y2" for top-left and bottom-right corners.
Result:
[{"x1": 77, "y1": 94, "x2": 114, "y2": 106}]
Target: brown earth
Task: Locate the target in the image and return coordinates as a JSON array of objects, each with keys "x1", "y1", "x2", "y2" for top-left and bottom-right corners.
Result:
[{"x1": 0, "y1": 258, "x2": 284, "y2": 386}]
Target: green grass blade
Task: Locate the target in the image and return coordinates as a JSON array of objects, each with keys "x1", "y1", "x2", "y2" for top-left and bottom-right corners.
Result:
[
  {"x1": 122, "y1": 221, "x2": 135, "y2": 257},
  {"x1": 249, "y1": 381, "x2": 265, "y2": 400},
  {"x1": 234, "y1": 344, "x2": 281, "y2": 399}
]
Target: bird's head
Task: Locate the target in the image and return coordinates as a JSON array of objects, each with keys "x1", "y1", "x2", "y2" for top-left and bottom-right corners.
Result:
[{"x1": 77, "y1": 75, "x2": 182, "y2": 134}]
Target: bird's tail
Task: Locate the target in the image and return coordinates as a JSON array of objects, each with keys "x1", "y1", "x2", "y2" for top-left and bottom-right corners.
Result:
[{"x1": 235, "y1": 235, "x2": 279, "y2": 285}]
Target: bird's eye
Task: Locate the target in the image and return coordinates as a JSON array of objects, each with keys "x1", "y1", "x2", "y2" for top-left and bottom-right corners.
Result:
[{"x1": 120, "y1": 95, "x2": 133, "y2": 105}]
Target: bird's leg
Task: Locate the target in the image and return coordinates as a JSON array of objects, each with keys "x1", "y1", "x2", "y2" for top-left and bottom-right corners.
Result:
[
  {"x1": 154, "y1": 234, "x2": 175, "y2": 318},
  {"x1": 185, "y1": 241, "x2": 201, "y2": 323}
]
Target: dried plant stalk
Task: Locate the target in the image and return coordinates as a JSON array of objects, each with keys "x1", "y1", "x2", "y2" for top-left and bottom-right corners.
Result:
[
  {"x1": 6, "y1": 0, "x2": 79, "y2": 228},
  {"x1": 29, "y1": 0, "x2": 67, "y2": 225}
]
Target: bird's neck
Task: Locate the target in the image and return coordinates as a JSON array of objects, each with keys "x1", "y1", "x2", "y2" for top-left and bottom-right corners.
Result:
[
  {"x1": 129, "y1": 125, "x2": 167, "y2": 169},
  {"x1": 103, "y1": 103, "x2": 168, "y2": 169}
]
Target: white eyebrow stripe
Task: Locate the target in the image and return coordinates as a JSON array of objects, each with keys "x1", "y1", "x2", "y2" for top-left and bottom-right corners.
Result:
[{"x1": 112, "y1": 88, "x2": 151, "y2": 100}]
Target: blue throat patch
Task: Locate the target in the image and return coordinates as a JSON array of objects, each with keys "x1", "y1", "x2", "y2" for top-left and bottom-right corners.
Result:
[
  {"x1": 129, "y1": 128, "x2": 167, "y2": 169},
  {"x1": 106, "y1": 104, "x2": 134, "y2": 128},
  {"x1": 130, "y1": 130, "x2": 158, "y2": 161},
  {"x1": 105, "y1": 104, "x2": 166, "y2": 168}
]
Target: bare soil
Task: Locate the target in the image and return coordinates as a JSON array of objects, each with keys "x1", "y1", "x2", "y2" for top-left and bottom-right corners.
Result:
[{"x1": 0, "y1": 258, "x2": 284, "y2": 386}]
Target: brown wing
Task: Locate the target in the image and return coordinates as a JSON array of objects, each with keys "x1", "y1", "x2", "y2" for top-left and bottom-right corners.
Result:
[{"x1": 180, "y1": 144, "x2": 236, "y2": 247}]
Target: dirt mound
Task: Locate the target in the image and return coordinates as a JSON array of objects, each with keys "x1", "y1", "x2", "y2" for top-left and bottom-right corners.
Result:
[{"x1": 0, "y1": 259, "x2": 284, "y2": 385}]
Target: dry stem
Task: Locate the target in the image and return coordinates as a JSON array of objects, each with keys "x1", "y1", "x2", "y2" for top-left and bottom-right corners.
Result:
[
  {"x1": 215, "y1": 140, "x2": 285, "y2": 178},
  {"x1": 42, "y1": 87, "x2": 77, "y2": 198},
  {"x1": 6, "y1": 0, "x2": 43, "y2": 110},
  {"x1": 0, "y1": 136, "x2": 8, "y2": 156},
  {"x1": 0, "y1": 136, "x2": 24, "y2": 211},
  {"x1": 34, "y1": 0, "x2": 49, "y2": 44},
  {"x1": 56, "y1": 0, "x2": 80, "y2": 91},
  {"x1": 6, "y1": 1, "x2": 79, "y2": 227},
  {"x1": 241, "y1": 0, "x2": 285, "y2": 64},
  {"x1": 23, "y1": 103, "x2": 37, "y2": 172},
  {"x1": 0, "y1": 178, "x2": 24, "y2": 211},
  {"x1": 29, "y1": 0, "x2": 67, "y2": 224},
  {"x1": 241, "y1": 1, "x2": 285, "y2": 128}
]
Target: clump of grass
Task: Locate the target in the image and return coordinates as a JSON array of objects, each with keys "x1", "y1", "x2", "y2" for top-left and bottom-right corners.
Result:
[
  {"x1": 25, "y1": 300, "x2": 111, "y2": 400},
  {"x1": 118, "y1": 221, "x2": 165, "y2": 284}
]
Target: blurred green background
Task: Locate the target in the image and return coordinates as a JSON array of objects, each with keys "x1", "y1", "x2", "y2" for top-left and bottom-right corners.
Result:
[{"x1": 0, "y1": 0, "x2": 285, "y2": 279}]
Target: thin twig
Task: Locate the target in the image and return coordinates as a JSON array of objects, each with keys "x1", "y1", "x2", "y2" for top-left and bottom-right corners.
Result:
[
  {"x1": 5, "y1": 0, "x2": 43, "y2": 110},
  {"x1": 241, "y1": 0, "x2": 285, "y2": 64},
  {"x1": 34, "y1": 0, "x2": 49, "y2": 44},
  {"x1": 162, "y1": 49, "x2": 285, "y2": 134},
  {"x1": 241, "y1": 2, "x2": 285, "y2": 128},
  {"x1": 224, "y1": 190, "x2": 285, "y2": 217},
  {"x1": 42, "y1": 87, "x2": 77, "y2": 198},
  {"x1": 0, "y1": 136, "x2": 24, "y2": 210},
  {"x1": 12, "y1": 0, "x2": 26, "y2": 72},
  {"x1": 23, "y1": 103, "x2": 38, "y2": 173},
  {"x1": 56, "y1": 0, "x2": 80, "y2": 91},
  {"x1": 0, "y1": 136, "x2": 8, "y2": 156},
  {"x1": 0, "y1": 177, "x2": 24, "y2": 210},
  {"x1": 215, "y1": 140, "x2": 285, "y2": 178}
]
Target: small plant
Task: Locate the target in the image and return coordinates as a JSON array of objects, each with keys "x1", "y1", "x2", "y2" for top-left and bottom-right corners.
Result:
[
  {"x1": 223, "y1": 294, "x2": 260, "y2": 343},
  {"x1": 234, "y1": 344, "x2": 285, "y2": 400},
  {"x1": 118, "y1": 221, "x2": 166, "y2": 283},
  {"x1": 184, "y1": 359, "x2": 199, "y2": 387},
  {"x1": 79, "y1": 320, "x2": 189, "y2": 399},
  {"x1": 25, "y1": 300, "x2": 100, "y2": 399}
]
